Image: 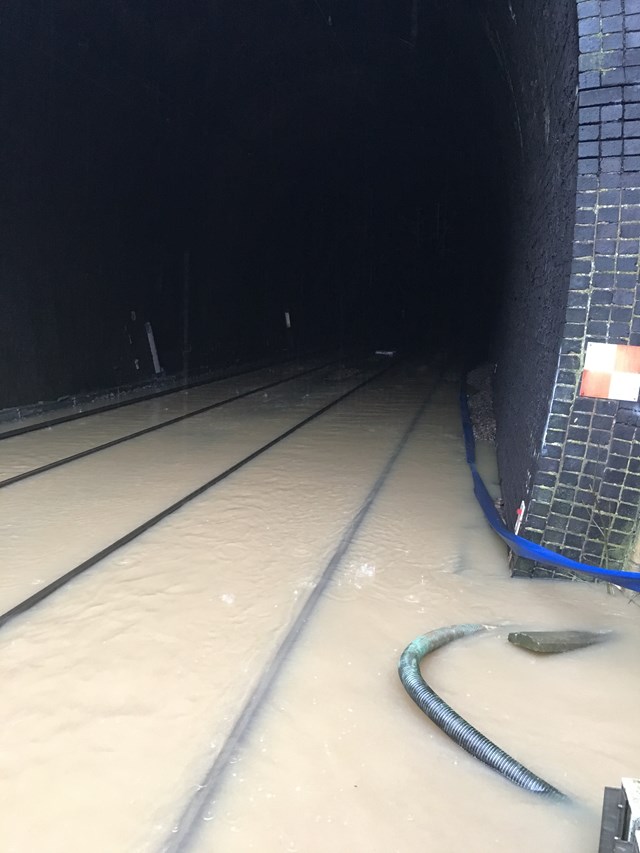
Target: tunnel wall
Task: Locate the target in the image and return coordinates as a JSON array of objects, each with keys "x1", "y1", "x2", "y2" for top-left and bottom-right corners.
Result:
[
  {"x1": 0, "y1": 8, "x2": 192, "y2": 409},
  {"x1": 495, "y1": 0, "x2": 640, "y2": 574},
  {"x1": 491, "y1": 0, "x2": 580, "y2": 540},
  {"x1": 0, "y1": 2, "x2": 348, "y2": 414}
]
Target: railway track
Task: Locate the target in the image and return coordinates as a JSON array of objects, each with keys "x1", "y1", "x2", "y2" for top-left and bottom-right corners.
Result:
[
  {"x1": 0, "y1": 357, "x2": 340, "y2": 489},
  {"x1": 0, "y1": 356, "x2": 394, "y2": 630}
]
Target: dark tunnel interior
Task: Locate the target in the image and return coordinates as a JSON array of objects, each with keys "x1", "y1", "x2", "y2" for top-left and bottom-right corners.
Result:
[{"x1": 1, "y1": 0, "x2": 568, "y2": 409}]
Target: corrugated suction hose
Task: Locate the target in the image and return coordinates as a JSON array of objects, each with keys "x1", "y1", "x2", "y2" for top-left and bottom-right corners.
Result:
[{"x1": 398, "y1": 623, "x2": 566, "y2": 800}]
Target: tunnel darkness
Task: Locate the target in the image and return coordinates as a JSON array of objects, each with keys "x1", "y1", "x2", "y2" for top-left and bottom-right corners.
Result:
[
  {"x1": 6, "y1": 4, "x2": 640, "y2": 582},
  {"x1": 1, "y1": 0, "x2": 521, "y2": 407}
]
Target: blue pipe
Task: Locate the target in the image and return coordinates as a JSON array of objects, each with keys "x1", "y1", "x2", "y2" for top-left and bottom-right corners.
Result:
[{"x1": 460, "y1": 387, "x2": 640, "y2": 593}]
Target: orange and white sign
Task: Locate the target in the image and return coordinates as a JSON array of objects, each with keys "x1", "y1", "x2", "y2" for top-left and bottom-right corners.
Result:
[{"x1": 579, "y1": 342, "x2": 640, "y2": 401}]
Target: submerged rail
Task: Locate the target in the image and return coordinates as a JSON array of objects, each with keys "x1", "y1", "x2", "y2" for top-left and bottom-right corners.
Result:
[
  {"x1": 160, "y1": 369, "x2": 441, "y2": 853},
  {"x1": 0, "y1": 363, "x2": 393, "y2": 633},
  {"x1": 0, "y1": 359, "x2": 338, "y2": 490},
  {"x1": 0, "y1": 353, "x2": 328, "y2": 441}
]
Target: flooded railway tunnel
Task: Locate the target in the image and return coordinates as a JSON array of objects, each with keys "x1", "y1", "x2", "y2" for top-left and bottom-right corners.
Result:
[{"x1": 1, "y1": 1, "x2": 640, "y2": 851}]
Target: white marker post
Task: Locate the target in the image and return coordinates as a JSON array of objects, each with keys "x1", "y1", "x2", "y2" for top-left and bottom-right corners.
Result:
[{"x1": 145, "y1": 321, "x2": 163, "y2": 375}]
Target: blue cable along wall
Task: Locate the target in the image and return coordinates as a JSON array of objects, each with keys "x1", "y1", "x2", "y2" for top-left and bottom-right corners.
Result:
[{"x1": 460, "y1": 389, "x2": 640, "y2": 593}]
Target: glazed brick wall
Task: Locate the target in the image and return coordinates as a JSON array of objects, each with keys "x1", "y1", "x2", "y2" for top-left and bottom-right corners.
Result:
[{"x1": 496, "y1": 0, "x2": 640, "y2": 575}]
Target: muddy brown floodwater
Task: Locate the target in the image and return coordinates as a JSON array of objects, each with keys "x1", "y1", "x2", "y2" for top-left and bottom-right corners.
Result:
[{"x1": 0, "y1": 360, "x2": 638, "y2": 853}]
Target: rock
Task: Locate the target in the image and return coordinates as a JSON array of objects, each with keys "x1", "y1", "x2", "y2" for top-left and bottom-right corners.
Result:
[
  {"x1": 466, "y1": 363, "x2": 497, "y2": 444},
  {"x1": 507, "y1": 629, "x2": 612, "y2": 654}
]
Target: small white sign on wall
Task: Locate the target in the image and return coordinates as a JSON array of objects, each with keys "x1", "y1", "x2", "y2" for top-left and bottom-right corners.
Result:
[{"x1": 579, "y1": 342, "x2": 640, "y2": 402}]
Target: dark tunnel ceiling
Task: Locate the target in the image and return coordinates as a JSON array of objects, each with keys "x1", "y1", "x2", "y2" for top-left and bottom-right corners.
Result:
[{"x1": 7, "y1": 0, "x2": 515, "y2": 356}]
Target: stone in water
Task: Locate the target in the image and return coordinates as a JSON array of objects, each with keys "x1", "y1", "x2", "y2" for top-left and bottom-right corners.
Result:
[{"x1": 507, "y1": 629, "x2": 611, "y2": 654}]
